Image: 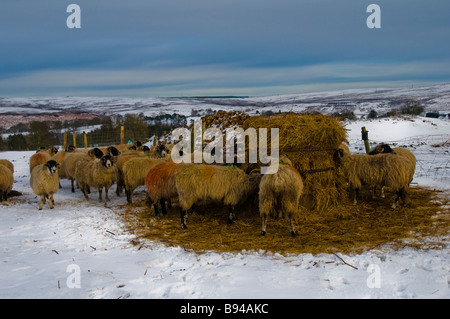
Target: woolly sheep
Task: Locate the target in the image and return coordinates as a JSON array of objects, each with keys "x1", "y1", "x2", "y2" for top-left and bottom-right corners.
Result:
[
  {"x1": 0, "y1": 164, "x2": 14, "y2": 202},
  {"x1": 75, "y1": 153, "x2": 117, "y2": 201},
  {"x1": 59, "y1": 147, "x2": 103, "y2": 192},
  {"x1": 122, "y1": 156, "x2": 166, "y2": 204},
  {"x1": 30, "y1": 160, "x2": 60, "y2": 210},
  {"x1": 29, "y1": 146, "x2": 58, "y2": 173},
  {"x1": 369, "y1": 143, "x2": 416, "y2": 185},
  {"x1": 115, "y1": 144, "x2": 167, "y2": 196},
  {"x1": 145, "y1": 160, "x2": 193, "y2": 216},
  {"x1": 0, "y1": 159, "x2": 14, "y2": 174},
  {"x1": 259, "y1": 155, "x2": 303, "y2": 237},
  {"x1": 175, "y1": 164, "x2": 261, "y2": 229},
  {"x1": 334, "y1": 148, "x2": 413, "y2": 208}
]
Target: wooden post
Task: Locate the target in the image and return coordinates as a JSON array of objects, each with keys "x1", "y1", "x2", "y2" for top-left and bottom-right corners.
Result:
[
  {"x1": 63, "y1": 132, "x2": 67, "y2": 150},
  {"x1": 83, "y1": 132, "x2": 88, "y2": 149},
  {"x1": 121, "y1": 126, "x2": 125, "y2": 144},
  {"x1": 361, "y1": 127, "x2": 370, "y2": 154},
  {"x1": 73, "y1": 132, "x2": 77, "y2": 148}
]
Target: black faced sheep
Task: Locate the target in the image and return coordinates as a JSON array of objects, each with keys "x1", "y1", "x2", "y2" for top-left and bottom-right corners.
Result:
[
  {"x1": 30, "y1": 160, "x2": 60, "y2": 210},
  {"x1": 334, "y1": 148, "x2": 414, "y2": 208},
  {"x1": 75, "y1": 153, "x2": 117, "y2": 201}
]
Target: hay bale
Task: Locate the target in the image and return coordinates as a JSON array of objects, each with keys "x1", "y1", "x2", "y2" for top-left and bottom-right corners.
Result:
[{"x1": 242, "y1": 113, "x2": 348, "y2": 211}]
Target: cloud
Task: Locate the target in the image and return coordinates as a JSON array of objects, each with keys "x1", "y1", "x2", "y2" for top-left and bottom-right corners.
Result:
[
  {"x1": 1, "y1": 59, "x2": 448, "y2": 97},
  {"x1": 1, "y1": 0, "x2": 450, "y2": 96}
]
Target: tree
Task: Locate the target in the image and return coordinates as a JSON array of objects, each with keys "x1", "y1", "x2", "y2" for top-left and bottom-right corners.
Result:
[
  {"x1": 27, "y1": 121, "x2": 56, "y2": 150},
  {"x1": 123, "y1": 113, "x2": 149, "y2": 143},
  {"x1": 368, "y1": 109, "x2": 378, "y2": 119},
  {"x1": 7, "y1": 134, "x2": 28, "y2": 151},
  {"x1": 401, "y1": 100, "x2": 424, "y2": 115}
]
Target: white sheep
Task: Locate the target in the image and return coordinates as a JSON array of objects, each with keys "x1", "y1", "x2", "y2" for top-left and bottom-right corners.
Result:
[{"x1": 30, "y1": 160, "x2": 60, "y2": 210}]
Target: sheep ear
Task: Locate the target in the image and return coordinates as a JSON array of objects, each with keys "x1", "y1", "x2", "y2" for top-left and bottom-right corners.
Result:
[{"x1": 380, "y1": 147, "x2": 385, "y2": 153}]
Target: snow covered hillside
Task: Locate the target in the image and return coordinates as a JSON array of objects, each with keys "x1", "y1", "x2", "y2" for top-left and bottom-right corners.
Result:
[
  {"x1": 1, "y1": 84, "x2": 450, "y2": 119},
  {"x1": 0, "y1": 112, "x2": 448, "y2": 299}
]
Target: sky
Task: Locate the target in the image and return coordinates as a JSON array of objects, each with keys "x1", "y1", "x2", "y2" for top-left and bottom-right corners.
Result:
[{"x1": 1, "y1": 0, "x2": 449, "y2": 97}]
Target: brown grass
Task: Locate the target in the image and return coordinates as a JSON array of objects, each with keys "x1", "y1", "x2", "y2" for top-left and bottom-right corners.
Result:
[{"x1": 115, "y1": 186, "x2": 449, "y2": 255}]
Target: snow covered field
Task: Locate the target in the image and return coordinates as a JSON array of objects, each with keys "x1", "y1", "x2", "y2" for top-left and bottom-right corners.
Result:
[{"x1": 0, "y1": 113, "x2": 449, "y2": 300}]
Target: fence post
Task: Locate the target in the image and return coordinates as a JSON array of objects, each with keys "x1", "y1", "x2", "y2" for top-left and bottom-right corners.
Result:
[
  {"x1": 73, "y1": 132, "x2": 77, "y2": 148},
  {"x1": 83, "y1": 131, "x2": 88, "y2": 149},
  {"x1": 361, "y1": 127, "x2": 370, "y2": 154},
  {"x1": 121, "y1": 126, "x2": 125, "y2": 144},
  {"x1": 64, "y1": 132, "x2": 67, "y2": 150}
]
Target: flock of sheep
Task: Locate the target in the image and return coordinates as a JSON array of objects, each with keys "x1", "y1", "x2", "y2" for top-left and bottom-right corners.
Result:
[{"x1": 0, "y1": 138, "x2": 416, "y2": 237}]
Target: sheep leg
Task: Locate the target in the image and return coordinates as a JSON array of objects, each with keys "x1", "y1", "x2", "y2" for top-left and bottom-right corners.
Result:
[
  {"x1": 227, "y1": 205, "x2": 236, "y2": 226},
  {"x1": 261, "y1": 213, "x2": 267, "y2": 236},
  {"x1": 288, "y1": 213, "x2": 295, "y2": 237},
  {"x1": 39, "y1": 195, "x2": 45, "y2": 210},
  {"x1": 153, "y1": 203, "x2": 160, "y2": 216},
  {"x1": 180, "y1": 208, "x2": 188, "y2": 229},
  {"x1": 167, "y1": 198, "x2": 172, "y2": 209},
  {"x1": 353, "y1": 188, "x2": 359, "y2": 205},
  {"x1": 145, "y1": 193, "x2": 152, "y2": 207},
  {"x1": 82, "y1": 185, "x2": 89, "y2": 200},
  {"x1": 98, "y1": 187, "x2": 103, "y2": 201},
  {"x1": 126, "y1": 188, "x2": 132, "y2": 204},
  {"x1": 160, "y1": 198, "x2": 168, "y2": 215},
  {"x1": 392, "y1": 188, "x2": 406, "y2": 209},
  {"x1": 105, "y1": 188, "x2": 110, "y2": 201},
  {"x1": 49, "y1": 194, "x2": 54, "y2": 209},
  {"x1": 70, "y1": 179, "x2": 75, "y2": 193}
]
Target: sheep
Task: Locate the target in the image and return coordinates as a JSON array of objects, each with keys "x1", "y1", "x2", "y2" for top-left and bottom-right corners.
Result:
[
  {"x1": 29, "y1": 146, "x2": 58, "y2": 173},
  {"x1": 75, "y1": 153, "x2": 117, "y2": 201},
  {"x1": 0, "y1": 159, "x2": 14, "y2": 174},
  {"x1": 369, "y1": 143, "x2": 416, "y2": 185},
  {"x1": 334, "y1": 148, "x2": 413, "y2": 208},
  {"x1": 0, "y1": 164, "x2": 14, "y2": 202},
  {"x1": 175, "y1": 164, "x2": 261, "y2": 229},
  {"x1": 115, "y1": 144, "x2": 168, "y2": 197},
  {"x1": 144, "y1": 160, "x2": 193, "y2": 216},
  {"x1": 122, "y1": 156, "x2": 166, "y2": 204},
  {"x1": 59, "y1": 147, "x2": 103, "y2": 192},
  {"x1": 30, "y1": 160, "x2": 60, "y2": 210},
  {"x1": 259, "y1": 155, "x2": 304, "y2": 237}
]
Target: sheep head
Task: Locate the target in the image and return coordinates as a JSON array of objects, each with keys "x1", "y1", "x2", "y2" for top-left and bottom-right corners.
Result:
[
  {"x1": 44, "y1": 160, "x2": 60, "y2": 175},
  {"x1": 101, "y1": 155, "x2": 115, "y2": 168},
  {"x1": 369, "y1": 143, "x2": 396, "y2": 155}
]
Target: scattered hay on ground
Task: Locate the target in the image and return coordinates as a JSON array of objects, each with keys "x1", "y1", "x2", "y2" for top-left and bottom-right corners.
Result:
[{"x1": 116, "y1": 186, "x2": 449, "y2": 256}]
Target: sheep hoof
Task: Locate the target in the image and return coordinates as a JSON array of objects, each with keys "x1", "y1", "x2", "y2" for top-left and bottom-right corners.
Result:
[
  {"x1": 181, "y1": 224, "x2": 187, "y2": 230},
  {"x1": 290, "y1": 231, "x2": 296, "y2": 238},
  {"x1": 261, "y1": 231, "x2": 266, "y2": 236}
]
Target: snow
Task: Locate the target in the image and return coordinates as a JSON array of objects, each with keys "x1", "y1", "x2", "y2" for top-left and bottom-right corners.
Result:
[{"x1": 1, "y1": 99, "x2": 449, "y2": 299}]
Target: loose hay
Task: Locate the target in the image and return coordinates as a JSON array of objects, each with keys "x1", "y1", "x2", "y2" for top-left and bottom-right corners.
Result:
[{"x1": 117, "y1": 186, "x2": 449, "y2": 255}]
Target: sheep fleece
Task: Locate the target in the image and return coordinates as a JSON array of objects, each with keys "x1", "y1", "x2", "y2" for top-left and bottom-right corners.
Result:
[
  {"x1": 259, "y1": 164, "x2": 303, "y2": 218},
  {"x1": 30, "y1": 164, "x2": 59, "y2": 196},
  {"x1": 175, "y1": 165, "x2": 250, "y2": 210}
]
